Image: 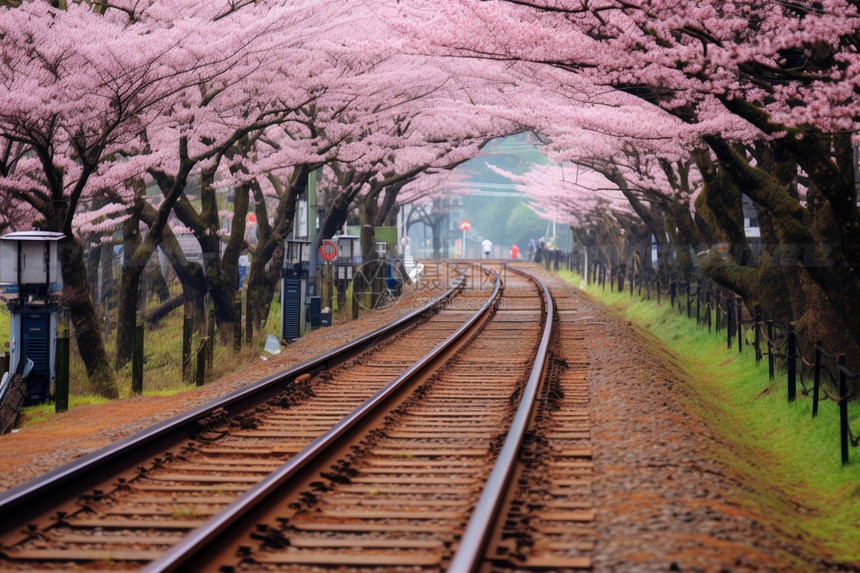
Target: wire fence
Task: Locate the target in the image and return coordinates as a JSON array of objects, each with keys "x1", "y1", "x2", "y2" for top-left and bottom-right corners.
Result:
[{"x1": 554, "y1": 251, "x2": 858, "y2": 466}]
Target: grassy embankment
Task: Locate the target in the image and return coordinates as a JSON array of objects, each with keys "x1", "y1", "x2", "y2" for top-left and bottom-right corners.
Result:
[
  {"x1": 557, "y1": 268, "x2": 860, "y2": 566},
  {"x1": 3, "y1": 296, "x2": 285, "y2": 426},
  {"x1": 5, "y1": 280, "x2": 356, "y2": 427}
]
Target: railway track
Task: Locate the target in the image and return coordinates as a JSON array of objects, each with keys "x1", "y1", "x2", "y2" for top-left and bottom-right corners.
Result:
[
  {"x1": 0, "y1": 263, "x2": 597, "y2": 572},
  {"x1": 479, "y1": 283, "x2": 596, "y2": 571},
  {"x1": 147, "y1": 265, "x2": 555, "y2": 572},
  {"x1": 0, "y1": 261, "x2": 476, "y2": 568}
]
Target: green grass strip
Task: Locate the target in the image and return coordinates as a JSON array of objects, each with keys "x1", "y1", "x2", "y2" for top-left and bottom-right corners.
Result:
[{"x1": 558, "y1": 269, "x2": 860, "y2": 565}]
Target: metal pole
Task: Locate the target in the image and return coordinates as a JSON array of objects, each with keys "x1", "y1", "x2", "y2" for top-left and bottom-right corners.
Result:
[
  {"x1": 207, "y1": 307, "x2": 215, "y2": 372},
  {"x1": 727, "y1": 292, "x2": 734, "y2": 350},
  {"x1": 182, "y1": 315, "x2": 192, "y2": 384},
  {"x1": 196, "y1": 339, "x2": 207, "y2": 387},
  {"x1": 838, "y1": 354, "x2": 849, "y2": 465},
  {"x1": 754, "y1": 305, "x2": 762, "y2": 363},
  {"x1": 767, "y1": 321, "x2": 775, "y2": 380},
  {"x1": 812, "y1": 342, "x2": 822, "y2": 418},
  {"x1": 54, "y1": 334, "x2": 69, "y2": 413},
  {"x1": 737, "y1": 296, "x2": 743, "y2": 354},
  {"x1": 787, "y1": 325, "x2": 797, "y2": 402},
  {"x1": 132, "y1": 321, "x2": 143, "y2": 394},
  {"x1": 233, "y1": 298, "x2": 242, "y2": 352}
]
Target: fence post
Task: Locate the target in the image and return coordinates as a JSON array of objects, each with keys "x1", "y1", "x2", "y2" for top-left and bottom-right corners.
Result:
[
  {"x1": 234, "y1": 297, "x2": 242, "y2": 353},
  {"x1": 838, "y1": 354, "x2": 849, "y2": 465},
  {"x1": 196, "y1": 338, "x2": 207, "y2": 387},
  {"x1": 715, "y1": 289, "x2": 722, "y2": 332},
  {"x1": 767, "y1": 320, "x2": 775, "y2": 380},
  {"x1": 727, "y1": 293, "x2": 734, "y2": 350},
  {"x1": 753, "y1": 305, "x2": 762, "y2": 363},
  {"x1": 629, "y1": 267, "x2": 634, "y2": 298},
  {"x1": 670, "y1": 273, "x2": 676, "y2": 308},
  {"x1": 695, "y1": 278, "x2": 700, "y2": 324},
  {"x1": 245, "y1": 288, "x2": 253, "y2": 345},
  {"x1": 736, "y1": 296, "x2": 743, "y2": 354},
  {"x1": 54, "y1": 333, "x2": 69, "y2": 413},
  {"x1": 812, "y1": 341, "x2": 822, "y2": 418},
  {"x1": 182, "y1": 315, "x2": 192, "y2": 384},
  {"x1": 352, "y1": 287, "x2": 360, "y2": 320},
  {"x1": 684, "y1": 279, "x2": 690, "y2": 318},
  {"x1": 132, "y1": 320, "x2": 144, "y2": 395},
  {"x1": 706, "y1": 289, "x2": 712, "y2": 333},
  {"x1": 207, "y1": 307, "x2": 215, "y2": 372},
  {"x1": 787, "y1": 324, "x2": 797, "y2": 402}
]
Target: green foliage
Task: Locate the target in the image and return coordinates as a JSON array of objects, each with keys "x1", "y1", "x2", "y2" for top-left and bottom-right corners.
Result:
[
  {"x1": 61, "y1": 291, "x2": 283, "y2": 402},
  {"x1": 505, "y1": 203, "x2": 546, "y2": 248},
  {"x1": 558, "y1": 268, "x2": 860, "y2": 565}
]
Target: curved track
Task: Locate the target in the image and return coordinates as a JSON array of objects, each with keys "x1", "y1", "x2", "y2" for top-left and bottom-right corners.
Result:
[
  {"x1": 148, "y1": 264, "x2": 553, "y2": 572},
  {"x1": 0, "y1": 262, "x2": 482, "y2": 569},
  {"x1": 0, "y1": 263, "x2": 574, "y2": 573}
]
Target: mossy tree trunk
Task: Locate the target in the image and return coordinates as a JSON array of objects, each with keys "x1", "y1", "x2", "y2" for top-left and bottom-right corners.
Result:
[{"x1": 243, "y1": 165, "x2": 308, "y2": 338}]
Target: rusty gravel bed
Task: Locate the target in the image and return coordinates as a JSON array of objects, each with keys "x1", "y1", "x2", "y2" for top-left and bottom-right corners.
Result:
[
  {"x1": 145, "y1": 265, "x2": 548, "y2": 571},
  {"x1": 0, "y1": 263, "x2": 499, "y2": 571}
]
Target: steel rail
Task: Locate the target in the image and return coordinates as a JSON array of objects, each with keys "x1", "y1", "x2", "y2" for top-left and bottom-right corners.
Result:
[
  {"x1": 447, "y1": 265, "x2": 555, "y2": 573},
  {"x1": 0, "y1": 263, "x2": 466, "y2": 534},
  {"x1": 143, "y1": 267, "x2": 502, "y2": 573}
]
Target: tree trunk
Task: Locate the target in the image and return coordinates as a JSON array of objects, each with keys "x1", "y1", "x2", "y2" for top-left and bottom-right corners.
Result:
[
  {"x1": 244, "y1": 167, "x2": 306, "y2": 336},
  {"x1": 143, "y1": 257, "x2": 170, "y2": 303},
  {"x1": 431, "y1": 218, "x2": 444, "y2": 258},
  {"x1": 143, "y1": 293, "x2": 184, "y2": 324},
  {"x1": 61, "y1": 237, "x2": 118, "y2": 398},
  {"x1": 359, "y1": 191, "x2": 381, "y2": 261},
  {"x1": 139, "y1": 202, "x2": 207, "y2": 329},
  {"x1": 318, "y1": 192, "x2": 353, "y2": 245},
  {"x1": 99, "y1": 239, "x2": 116, "y2": 317},
  {"x1": 115, "y1": 199, "x2": 144, "y2": 369},
  {"x1": 86, "y1": 242, "x2": 102, "y2": 307}
]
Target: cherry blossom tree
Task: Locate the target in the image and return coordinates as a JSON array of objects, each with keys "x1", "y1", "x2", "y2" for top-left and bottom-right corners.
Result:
[
  {"x1": 111, "y1": 0, "x2": 358, "y2": 367},
  {"x1": 399, "y1": 169, "x2": 476, "y2": 258},
  {"x1": 0, "y1": 1, "x2": 262, "y2": 396},
  {"x1": 315, "y1": 55, "x2": 520, "y2": 257},
  {"x1": 384, "y1": 0, "x2": 860, "y2": 359}
]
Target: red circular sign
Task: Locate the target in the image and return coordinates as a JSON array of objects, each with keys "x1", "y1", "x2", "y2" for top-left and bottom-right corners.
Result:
[
  {"x1": 319, "y1": 240, "x2": 338, "y2": 262},
  {"x1": 459, "y1": 220, "x2": 471, "y2": 231}
]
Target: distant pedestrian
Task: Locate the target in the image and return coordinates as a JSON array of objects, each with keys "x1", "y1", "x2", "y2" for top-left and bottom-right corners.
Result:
[
  {"x1": 482, "y1": 238, "x2": 492, "y2": 259},
  {"x1": 535, "y1": 241, "x2": 545, "y2": 264},
  {"x1": 528, "y1": 239, "x2": 536, "y2": 262},
  {"x1": 510, "y1": 244, "x2": 519, "y2": 259}
]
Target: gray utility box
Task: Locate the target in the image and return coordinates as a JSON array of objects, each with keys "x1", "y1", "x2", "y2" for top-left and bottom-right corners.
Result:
[
  {"x1": 0, "y1": 231, "x2": 64, "y2": 286},
  {"x1": 0, "y1": 230, "x2": 64, "y2": 404}
]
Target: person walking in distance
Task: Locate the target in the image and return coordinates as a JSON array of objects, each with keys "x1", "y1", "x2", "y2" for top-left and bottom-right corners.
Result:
[
  {"x1": 510, "y1": 244, "x2": 519, "y2": 259},
  {"x1": 482, "y1": 238, "x2": 492, "y2": 259}
]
